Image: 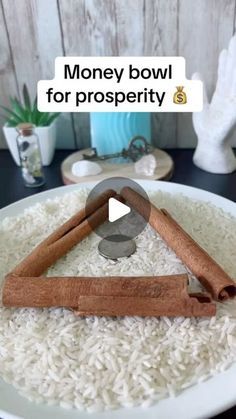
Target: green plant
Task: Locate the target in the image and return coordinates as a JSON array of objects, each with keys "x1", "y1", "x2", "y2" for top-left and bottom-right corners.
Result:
[{"x1": 0, "y1": 84, "x2": 60, "y2": 127}]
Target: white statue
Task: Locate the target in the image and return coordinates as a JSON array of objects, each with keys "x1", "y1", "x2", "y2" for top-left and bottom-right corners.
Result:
[{"x1": 192, "y1": 34, "x2": 236, "y2": 173}]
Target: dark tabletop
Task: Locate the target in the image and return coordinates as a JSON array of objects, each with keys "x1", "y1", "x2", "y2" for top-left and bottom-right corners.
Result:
[
  {"x1": 0, "y1": 149, "x2": 235, "y2": 418},
  {"x1": 0, "y1": 149, "x2": 236, "y2": 208}
]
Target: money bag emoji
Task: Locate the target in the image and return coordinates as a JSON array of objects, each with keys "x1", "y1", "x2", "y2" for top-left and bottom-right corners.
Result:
[{"x1": 173, "y1": 86, "x2": 187, "y2": 104}]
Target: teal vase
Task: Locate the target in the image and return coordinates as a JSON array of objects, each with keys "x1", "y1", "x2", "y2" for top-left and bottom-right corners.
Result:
[{"x1": 90, "y1": 112, "x2": 151, "y2": 155}]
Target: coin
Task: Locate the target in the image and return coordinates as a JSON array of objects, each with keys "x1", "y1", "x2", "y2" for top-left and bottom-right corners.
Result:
[{"x1": 98, "y1": 235, "x2": 136, "y2": 260}]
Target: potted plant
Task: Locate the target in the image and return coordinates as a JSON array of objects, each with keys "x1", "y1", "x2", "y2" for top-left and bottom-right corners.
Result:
[{"x1": 1, "y1": 84, "x2": 60, "y2": 166}]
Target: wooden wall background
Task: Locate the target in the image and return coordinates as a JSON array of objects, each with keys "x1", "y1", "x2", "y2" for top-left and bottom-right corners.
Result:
[{"x1": 0, "y1": 0, "x2": 236, "y2": 150}]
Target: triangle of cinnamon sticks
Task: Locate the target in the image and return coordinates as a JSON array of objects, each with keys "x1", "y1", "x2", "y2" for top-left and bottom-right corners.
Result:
[{"x1": 3, "y1": 186, "x2": 234, "y2": 317}]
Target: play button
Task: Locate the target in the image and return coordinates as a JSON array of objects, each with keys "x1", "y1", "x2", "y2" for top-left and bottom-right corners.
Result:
[
  {"x1": 108, "y1": 197, "x2": 130, "y2": 222},
  {"x1": 85, "y1": 177, "x2": 150, "y2": 242}
]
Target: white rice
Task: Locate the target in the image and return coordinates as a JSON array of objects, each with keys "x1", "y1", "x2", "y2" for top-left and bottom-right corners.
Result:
[{"x1": 0, "y1": 189, "x2": 235, "y2": 411}]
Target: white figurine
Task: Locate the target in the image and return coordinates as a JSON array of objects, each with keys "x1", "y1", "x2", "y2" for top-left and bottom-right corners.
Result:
[{"x1": 192, "y1": 34, "x2": 236, "y2": 173}]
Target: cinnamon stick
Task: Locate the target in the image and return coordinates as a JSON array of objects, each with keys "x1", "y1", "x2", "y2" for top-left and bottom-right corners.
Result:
[
  {"x1": 11, "y1": 189, "x2": 115, "y2": 277},
  {"x1": 2, "y1": 274, "x2": 216, "y2": 317},
  {"x1": 76, "y1": 295, "x2": 215, "y2": 317},
  {"x1": 121, "y1": 186, "x2": 236, "y2": 301}
]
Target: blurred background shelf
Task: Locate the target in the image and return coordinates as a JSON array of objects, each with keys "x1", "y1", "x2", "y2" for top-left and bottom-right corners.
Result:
[
  {"x1": 1, "y1": 0, "x2": 236, "y2": 150},
  {"x1": 1, "y1": 149, "x2": 236, "y2": 209}
]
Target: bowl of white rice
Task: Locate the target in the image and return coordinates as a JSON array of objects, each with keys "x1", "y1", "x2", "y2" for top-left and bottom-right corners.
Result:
[{"x1": 0, "y1": 180, "x2": 235, "y2": 419}]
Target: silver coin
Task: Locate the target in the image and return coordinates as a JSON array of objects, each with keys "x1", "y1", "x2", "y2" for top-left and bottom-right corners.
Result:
[{"x1": 98, "y1": 235, "x2": 136, "y2": 260}]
